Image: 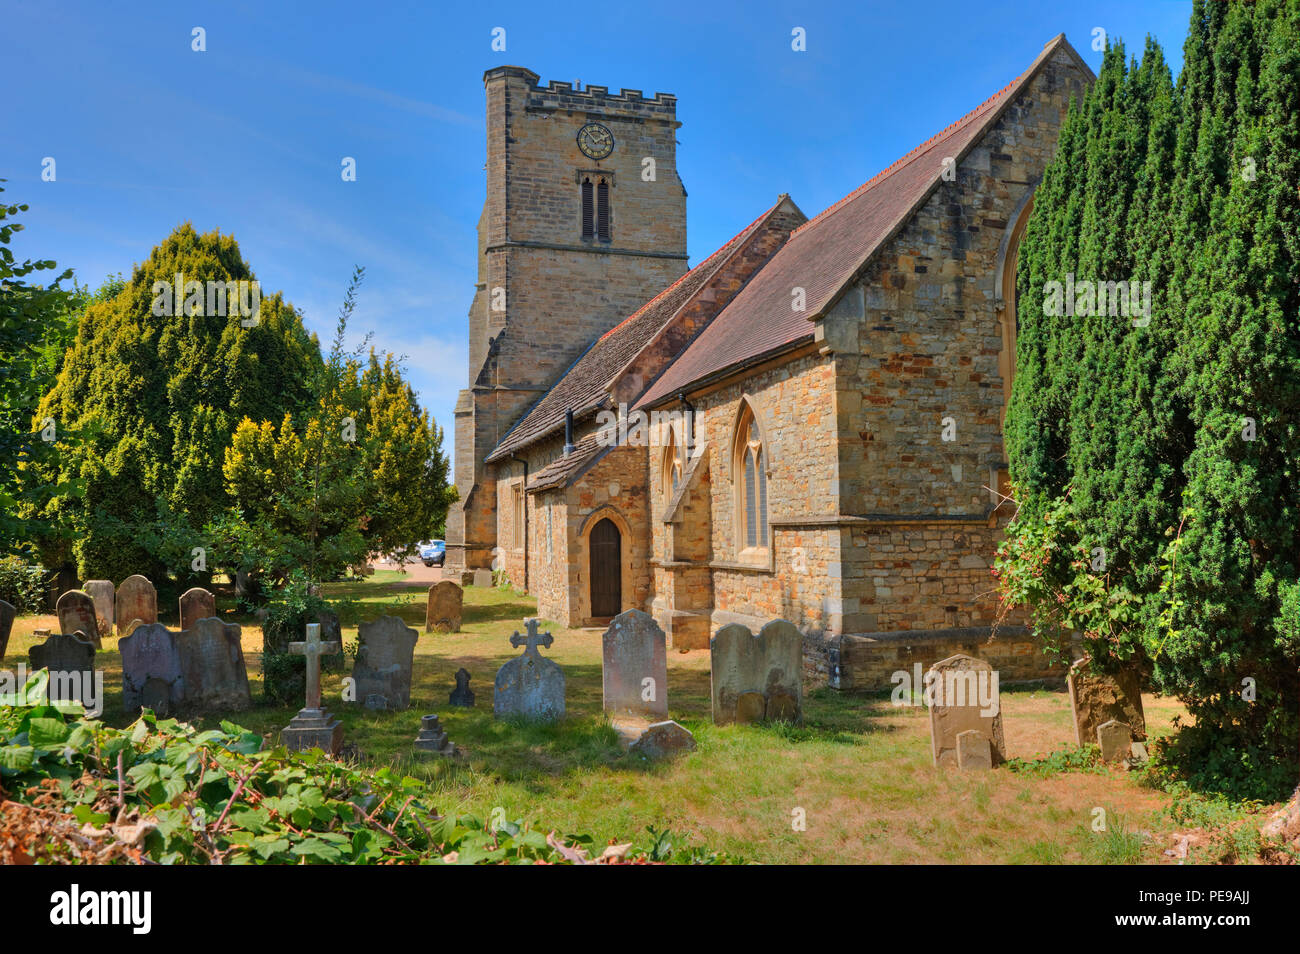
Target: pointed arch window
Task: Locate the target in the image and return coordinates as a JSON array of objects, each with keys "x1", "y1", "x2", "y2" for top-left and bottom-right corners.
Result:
[
  {"x1": 662, "y1": 425, "x2": 683, "y2": 500},
  {"x1": 733, "y1": 405, "x2": 768, "y2": 556}
]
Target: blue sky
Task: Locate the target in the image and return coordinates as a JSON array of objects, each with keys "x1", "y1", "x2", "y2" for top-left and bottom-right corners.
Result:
[{"x1": 5, "y1": 1, "x2": 1193, "y2": 471}]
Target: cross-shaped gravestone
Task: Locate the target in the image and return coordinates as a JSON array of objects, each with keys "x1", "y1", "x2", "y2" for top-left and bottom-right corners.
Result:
[
  {"x1": 289, "y1": 622, "x2": 340, "y2": 711},
  {"x1": 510, "y1": 618, "x2": 553, "y2": 658}
]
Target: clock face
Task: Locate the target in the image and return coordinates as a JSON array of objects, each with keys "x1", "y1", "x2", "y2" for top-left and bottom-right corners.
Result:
[{"x1": 577, "y1": 123, "x2": 614, "y2": 160}]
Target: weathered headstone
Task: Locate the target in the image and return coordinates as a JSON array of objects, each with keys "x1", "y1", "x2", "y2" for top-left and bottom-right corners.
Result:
[
  {"x1": 472, "y1": 568, "x2": 493, "y2": 589},
  {"x1": 493, "y1": 618, "x2": 565, "y2": 722},
  {"x1": 282, "y1": 623, "x2": 343, "y2": 754},
  {"x1": 83, "y1": 580, "x2": 115, "y2": 638},
  {"x1": 627, "y1": 720, "x2": 696, "y2": 760},
  {"x1": 449, "y1": 667, "x2": 475, "y2": 707},
  {"x1": 956, "y1": 729, "x2": 993, "y2": 771},
  {"x1": 351, "y1": 615, "x2": 417, "y2": 711},
  {"x1": 425, "y1": 581, "x2": 463, "y2": 633},
  {"x1": 120, "y1": 623, "x2": 185, "y2": 716},
  {"x1": 56, "y1": 589, "x2": 101, "y2": 650},
  {"x1": 178, "y1": 587, "x2": 217, "y2": 632},
  {"x1": 178, "y1": 617, "x2": 251, "y2": 712},
  {"x1": 927, "y1": 653, "x2": 1005, "y2": 768},
  {"x1": 602, "y1": 609, "x2": 669, "y2": 722},
  {"x1": 709, "y1": 619, "x2": 803, "y2": 725},
  {"x1": 0, "y1": 599, "x2": 14, "y2": 661},
  {"x1": 1067, "y1": 657, "x2": 1146, "y2": 746},
  {"x1": 115, "y1": 575, "x2": 158, "y2": 632},
  {"x1": 413, "y1": 713, "x2": 456, "y2": 757},
  {"x1": 29, "y1": 633, "x2": 96, "y2": 704},
  {"x1": 1097, "y1": 719, "x2": 1133, "y2": 763}
]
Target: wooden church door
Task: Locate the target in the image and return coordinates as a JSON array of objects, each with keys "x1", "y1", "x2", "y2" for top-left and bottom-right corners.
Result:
[{"x1": 589, "y1": 518, "x2": 622, "y2": 618}]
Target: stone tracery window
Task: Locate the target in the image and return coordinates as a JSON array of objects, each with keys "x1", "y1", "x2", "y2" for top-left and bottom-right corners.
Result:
[{"x1": 733, "y1": 404, "x2": 768, "y2": 556}]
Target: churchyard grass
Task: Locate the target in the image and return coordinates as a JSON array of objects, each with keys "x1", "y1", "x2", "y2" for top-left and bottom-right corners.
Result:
[{"x1": 1, "y1": 571, "x2": 1271, "y2": 864}]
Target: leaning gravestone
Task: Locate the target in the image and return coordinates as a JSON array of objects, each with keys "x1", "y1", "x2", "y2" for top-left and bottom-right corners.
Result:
[
  {"x1": 352, "y1": 615, "x2": 418, "y2": 710},
  {"x1": 1067, "y1": 657, "x2": 1146, "y2": 747},
  {"x1": 0, "y1": 599, "x2": 15, "y2": 661},
  {"x1": 178, "y1": 587, "x2": 217, "y2": 632},
  {"x1": 449, "y1": 667, "x2": 475, "y2": 707},
  {"x1": 116, "y1": 575, "x2": 158, "y2": 632},
  {"x1": 178, "y1": 618, "x2": 251, "y2": 712},
  {"x1": 927, "y1": 653, "x2": 1005, "y2": 768},
  {"x1": 29, "y1": 633, "x2": 96, "y2": 704},
  {"x1": 472, "y1": 568, "x2": 493, "y2": 589},
  {"x1": 602, "y1": 609, "x2": 669, "y2": 722},
  {"x1": 710, "y1": 619, "x2": 803, "y2": 725},
  {"x1": 120, "y1": 623, "x2": 185, "y2": 716},
  {"x1": 425, "y1": 581, "x2": 463, "y2": 633},
  {"x1": 56, "y1": 589, "x2": 101, "y2": 650},
  {"x1": 494, "y1": 618, "x2": 565, "y2": 722},
  {"x1": 83, "y1": 580, "x2": 115, "y2": 638}
]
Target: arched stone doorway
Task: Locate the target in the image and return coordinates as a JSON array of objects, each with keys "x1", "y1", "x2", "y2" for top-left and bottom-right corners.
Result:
[{"x1": 589, "y1": 517, "x2": 622, "y2": 619}]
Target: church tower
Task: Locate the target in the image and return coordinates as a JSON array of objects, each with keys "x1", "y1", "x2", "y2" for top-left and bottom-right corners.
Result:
[{"x1": 445, "y1": 67, "x2": 688, "y2": 576}]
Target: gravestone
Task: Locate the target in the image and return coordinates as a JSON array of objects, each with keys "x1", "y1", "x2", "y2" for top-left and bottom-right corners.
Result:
[
  {"x1": 1097, "y1": 719, "x2": 1133, "y2": 763},
  {"x1": 83, "y1": 580, "x2": 115, "y2": 638},
  {"x1": 425, "y1": 581, "x2": 463, "y2": 633},
  {"x1": 927, "y1": 654, "x2": 1005, "y2": 768},
  {"x1": 120, "y1": 623, "x2": 185, "y2": 716},
  {"x1": 449, "y1": 667, "x2": 475, "y2": 707},
  {"x1": 115, "y1": 575, "x2": 158, "y2": 632},
  {"x1": 351, "y1": 615, "x2": 418, "y2": 710},
  {"x1": 628, "y1": 720, "x2": 696, "y2": 760},
  {"x1": 956, "y1": 729, "x2": 993, "y2": 771},
  {"x1": 493, "y1": 618, "x2": 565, "y2": 722},
  {"x1": 709, "y1": 619, "x2": 803, "y2": 725},
  {"x1": 472, "y1": 568, "x2": 493, "y2": 588},
  {"x1": 29, "y1": 633, "x2": 96, "y2": 703},
  {"x1": 413, "y1": 713, "x2": 456, "y2": 757},
  {"x1": 0, "y1": 599, "x2": 14, "y2": 661},
  {"x1": 178, "y1": 587, "x2": 217, "y2": 632},
  {"x1": 602, "y1": 610, "x2": 669, "y2": 722},
  {"x1": 56, "y1": 589, "x2": 101, "y2": 650},
  {"x1": 281, "y1": 623, "x2": 343, "y2": 754},
  {"x1": 178, "y1": 618, "x2": 251, "y2": 712},
  {"x1": 1067, "y1": 657, "x2": 1146, "y2": 746}
]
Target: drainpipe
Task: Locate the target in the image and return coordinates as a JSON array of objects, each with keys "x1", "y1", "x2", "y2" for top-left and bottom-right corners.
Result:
[
  {"x1": 510, "y1": 454, "x2": 529, "y2": 591},
  {"x1": 677, "y1": 391, "x2": 695, "y2": 455},
  {"x1": 564, "y1": 409, "x2": 575, "y2": 456}
]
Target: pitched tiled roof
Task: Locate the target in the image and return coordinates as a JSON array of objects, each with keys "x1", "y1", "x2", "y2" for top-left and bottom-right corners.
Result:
[
  {"x1": 486, "y1": 198, "x2": 789, "y2": 462},
  {"x1": 525, "y1": 432, "x2": 608, "y2": 492},
  {"x1": 638, "y1": 35, "x2": 1085, "y2": 409}
]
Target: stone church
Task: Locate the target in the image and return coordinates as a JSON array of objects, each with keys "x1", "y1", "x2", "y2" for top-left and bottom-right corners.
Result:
[{"x1": 445, "y1": 35, "x2": 1094, "y2": 688}]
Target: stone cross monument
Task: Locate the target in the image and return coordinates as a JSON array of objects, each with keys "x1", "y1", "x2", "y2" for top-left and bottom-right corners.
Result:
[{"x1": 281, "y1": 623, "x2": 343, "y2": 754}]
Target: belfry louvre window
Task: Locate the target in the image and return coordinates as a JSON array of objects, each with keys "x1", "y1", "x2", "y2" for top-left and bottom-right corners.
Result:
[
  {"x1": 582, "y1": 176, "x2": 611, "y2": 240},
  {"x1": 582, "y1": 178, "x2": 594, "y2": 238},
  {"x1": 596, "y1": 178, "x2": 610, "y2": 240}
]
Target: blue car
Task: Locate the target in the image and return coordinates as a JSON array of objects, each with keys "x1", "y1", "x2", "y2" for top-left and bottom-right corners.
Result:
[{"x1": 419, "y1": 540, "x2": 445, "y2": 567}]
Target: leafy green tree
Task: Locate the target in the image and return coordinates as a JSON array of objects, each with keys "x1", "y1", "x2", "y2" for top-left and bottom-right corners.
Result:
[{"x1": 30, "y1": 224, "x2": 319, "y2": 582}]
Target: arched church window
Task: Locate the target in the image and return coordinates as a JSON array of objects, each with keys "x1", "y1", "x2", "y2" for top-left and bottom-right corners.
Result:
[
  {"x1": 662, "y1": 426, "x2": 683, "y2": 499},
  {"x1": 733, "y1": 405, "x2": 768, "y2": 555}
]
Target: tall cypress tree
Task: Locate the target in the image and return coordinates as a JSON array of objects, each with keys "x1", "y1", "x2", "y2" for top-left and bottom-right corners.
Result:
[{"x1": 1001, "y1": 0, "x2": 1300, "y2": 796}]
